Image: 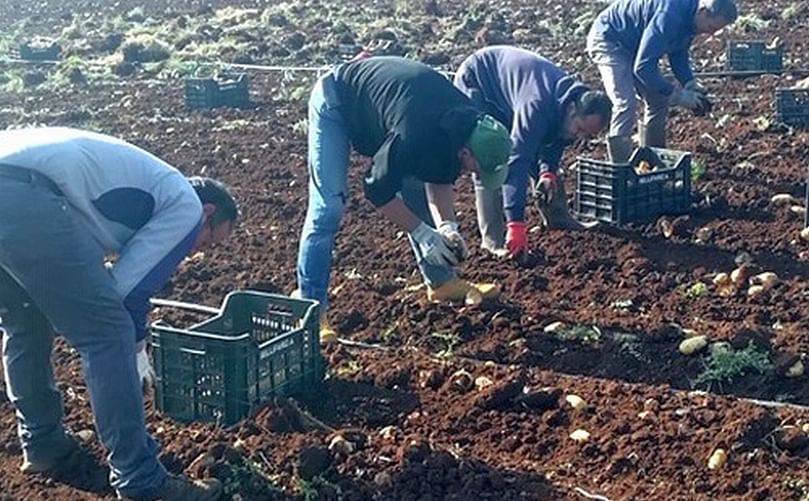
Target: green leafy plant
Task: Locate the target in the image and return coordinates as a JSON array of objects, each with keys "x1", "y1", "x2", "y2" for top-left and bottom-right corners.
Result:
[
  {"x1": 380, "y1": 322, "x2": 400, "y2": 345},
  {"x1": 297, "y1": 475, "x2": 343, "y2": 501},
  {"x1": 430, "y1": 331, "x2": 461, "y2": 359},
  {"x1": 556, "y1": 325, "x2": 601, "y2": 346},
  {"x1": 691, "y1": 160, "x2": 706, "y2": 183},
  {"x1": 685, "y1": 281, "x2": 709, "y2": 299},
  {"x1": 611, "y1": 331, "x2": 650, "y2": 363},
  {"x1": 784, "y1": 477, "x2": 809, "y2": 501},
  {"x1": 782, "y1": 3, "x2": 803, "y2": 21},
  {"x1": 334, "y1": 359, "x2": 362, "y2": 377},
  {"x1": 693, "y1": 341, "x2": 773, "y2": 389},
  {"x1": 730, "y1": 13, "x2": 770, "y2": 32},
  {"x1": 1, "y1": 70, "x2": 26, "y2": 93}
]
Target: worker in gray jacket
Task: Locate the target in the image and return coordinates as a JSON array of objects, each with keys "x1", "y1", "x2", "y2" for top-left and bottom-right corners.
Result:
[
  {"x1": 587, "y1": 0, "x2": 738, "y2": 162},
  {"x1": 0, "y1": 127, "x2": 236, "y2": 501}
]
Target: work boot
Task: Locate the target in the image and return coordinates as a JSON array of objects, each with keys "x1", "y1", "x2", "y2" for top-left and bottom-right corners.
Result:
[
  {"x1": 639, "y1": 123, "x2": 666, "y2": 148},
  {"x1": 426, "y1": 278, "x2": 500, "y2": 302},
  {"x1": 20, "y1": 434, "x2": 84, "y2": 475},
  {"x1": 536, "y1": 177, "x2": 600, "y2": 231},
  {"x1": 606, "y1": 135, "x2": 633, "y2": 164},
  {"x1": 291, "y1": 288, "x2": 336, "y2": 344},
  {"x1": 120, "y1": 475, "x2": 223, "y2": 501}
]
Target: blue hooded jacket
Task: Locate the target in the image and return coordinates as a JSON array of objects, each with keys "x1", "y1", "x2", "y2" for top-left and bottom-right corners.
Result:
[
  {"x1": 591, "y1": 0, "x2": 697, "y2": 96},
  {"x1": 454, "y1": 46, "x2": 588, "y2": 222}
]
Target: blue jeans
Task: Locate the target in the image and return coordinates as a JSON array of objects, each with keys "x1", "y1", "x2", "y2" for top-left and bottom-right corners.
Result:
[
  {"x1": 297, "y1": 73, "x2": 455, "y2": 309},
  {"x1": 0, "y1": 175, "x2": 166, "y2": 498}
]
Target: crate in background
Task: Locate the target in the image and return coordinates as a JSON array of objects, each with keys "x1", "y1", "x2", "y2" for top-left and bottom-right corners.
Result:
[
  {"x1": 574, "y1": 147, "x2": 692, "y2": 225},
  {"x1": 151, "y1": 290, "x2": 322, "y2": 426},
  {"x1": 776, "y1": 87, "x2": 809, "y2": 127},
  {"x1": 17, "y1": 39, "x2": 61, "y2": 61},
  {"x1": 184, "y1": 73, "x2": 251, "y2": 110},
  {"x1": 726, "y1": 40, "x2": 784, "y2": 72}
]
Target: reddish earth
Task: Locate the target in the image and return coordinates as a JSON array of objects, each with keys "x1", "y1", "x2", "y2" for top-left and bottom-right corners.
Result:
[{"x1": 1, "y1": 0, "x2": 809, "y2": 499}]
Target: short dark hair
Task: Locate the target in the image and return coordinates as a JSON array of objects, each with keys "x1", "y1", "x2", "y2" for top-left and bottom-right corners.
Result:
[
  {"x1": 188, "y1": 176, "x2": 240, "y2": 226},
  {"x1": 700, "y1": 0, "x2": 738, "y2": 23},
  {"x1": 574, "y1": 91, "x2": 612, "y2": 129}
]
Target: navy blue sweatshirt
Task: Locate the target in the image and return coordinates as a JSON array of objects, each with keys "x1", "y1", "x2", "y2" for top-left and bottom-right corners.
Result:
[
  {"x1": 591, "y1": 0, "x2": 697, "y2": 96},
  {"x1": 454, "y1": 46, "x2": 587, "y2": 222}
]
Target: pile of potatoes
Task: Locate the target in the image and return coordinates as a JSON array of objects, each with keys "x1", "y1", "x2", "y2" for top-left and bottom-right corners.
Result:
[{"x1": 712, "y1": 264, "x2": 778, "y2": 299}]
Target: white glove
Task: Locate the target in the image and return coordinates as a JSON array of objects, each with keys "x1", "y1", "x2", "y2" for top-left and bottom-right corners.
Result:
[
  {"x1": 136, "y1": 340, "x2": 156, "y2": 391},
  {"x1": 437, "y1": 221, "x2": 469, "y2": 262},
  {"x1": 684, "y1": 79, "x2": 707, "y2": 95},
  {"x1": 411, "y1": 222, "x2": 459, "y2": 266},
  {"x1": 669, "y1": 87, "x2": 702, "y2": 110}
]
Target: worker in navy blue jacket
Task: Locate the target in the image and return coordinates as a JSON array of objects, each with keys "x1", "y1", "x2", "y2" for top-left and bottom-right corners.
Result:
[
  {"x1": 454, "y1": 46, "x2": 612, "y2": 257},
  {"x1": 587, "y1": 0, "x2": 737, "y2": 162},
  {"x1": 0, "y1": 128, "x2": 236, "y2": 501}
]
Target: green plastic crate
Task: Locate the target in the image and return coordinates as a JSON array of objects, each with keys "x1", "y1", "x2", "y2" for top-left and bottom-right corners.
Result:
[{"x1": 151, "y1": 291, "x2": 322, "y2": 426}]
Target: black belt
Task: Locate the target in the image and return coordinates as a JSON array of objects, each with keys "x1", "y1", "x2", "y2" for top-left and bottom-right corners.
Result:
[{"x1": 0, "y1": 163, "x2": 63, "y2": 196}]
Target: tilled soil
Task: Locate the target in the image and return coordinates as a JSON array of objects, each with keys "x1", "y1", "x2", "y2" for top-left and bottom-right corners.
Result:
[{"x1": 1, "y1": 0, "x2": 809, "y2": 499}]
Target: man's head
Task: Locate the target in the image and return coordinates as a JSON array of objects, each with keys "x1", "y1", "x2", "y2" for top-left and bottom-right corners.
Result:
[
  {"x1": 188, "y1": 176, "x2": 239, "y2": 251},
  {"x1": 458, "y1": 114, "x2": 511, "y2": 190},
  {"x1": 563, "y1": 91, "x2": 612, "y2": 140},
  {"x1": 695, "y1": 0, "x2": 738, "y2": 35}
]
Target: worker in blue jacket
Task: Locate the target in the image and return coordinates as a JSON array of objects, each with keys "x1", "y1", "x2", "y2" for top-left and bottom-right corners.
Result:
[
  {"x1": 454, "y1": 46, "x2": 612, "y2": 257},
  {"x1": 0, "y1": 127, "x2": 237, "y2": 501},
  {"x1": 587, "y1": 0, "x2": 737, "y2": 162}
]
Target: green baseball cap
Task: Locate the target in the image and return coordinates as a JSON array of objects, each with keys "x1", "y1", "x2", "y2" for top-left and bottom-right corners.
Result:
[{"x1": 467, "y1": 114, "x2": 510, "y2": 190}]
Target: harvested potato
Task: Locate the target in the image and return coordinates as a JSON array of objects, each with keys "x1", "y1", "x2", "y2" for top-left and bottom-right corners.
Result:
[
  {"x1": 449, "y1": 369, "x2": 474, "y2": 392},
  {"x1": 747, "y1": 285, "x2": 765, "y2": 298},
  {"x1": 801, "y1": 227, "x2": 809, "y2": 242},
  {"x1": 465, "y1": 288, "x2": 483, "y2": 305},
  {"x1": 717, "y1": 284, "x2": 736, "y2": 297},
  {"x1": 791, "y1": 205, "x2": 807, "y2": 217},
  {"x1": 569, "y1": 429, "x2": 591, "y2": 442},
  {"x1": 475, "y1": 376, "x2": 494, "y2": 390},
  {"x1": 328, "y1": 435, "x2": 355, "y2": 456},
  {"x1": 750, "y1": 272, "x2": 778, "y2": 290},
  {"x1": 803, "y1": 423, "x2": 809, "y2": 434},
  {"x1": 708, "y1": 448, "x2": 727, "y2": 469},
  {"x1": 712, "y1": 272, "x2": 731, "y2": 286},
  {"x1": 635, "y1": 160, "x2": 652, "y2": 175},
  {"x1": 679, "y1": 335, "x2": 708, "y2": 355},
  {"x1": 544, "y1": 321, "x2": 566, "y2": 334},
  {"x1": 695, "y1": 227, "x2": 713, "y2": 244},
  {"x1": 787, "y1": 360, "x2": 805, "y2": 378},
  {"x1": 659, "y1": 218, "x2": 674, "y2": 238},
  {"x1": 771, "y1": 193, "x2": 798, "y2": 206},
  {"x1": 731, "y1": 264, "x2": 754, "y2": 287},
  {"x1": 565, "y1": 394, "x2": 586, "y2": 411}
]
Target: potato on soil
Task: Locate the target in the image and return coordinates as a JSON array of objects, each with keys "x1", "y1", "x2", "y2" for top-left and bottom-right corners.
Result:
[
  {"x1": 565, "y1": 394, "x2": 586, "y2": 411},
  {"x1": 708, "y1": 448, "x2": 727, "y2": 469},
  {"x1": 569, "y1": 429, "x2": 591, "y2": 442},
  {"x1": 448, "y1": 369, "x2": 474, "y2": 392},
  {"x1": 771, "y1": 193, "x2": 798, "y2": 206},
  {"x1": 679, "y1": 335, "x2": 708, "y2": 355}
]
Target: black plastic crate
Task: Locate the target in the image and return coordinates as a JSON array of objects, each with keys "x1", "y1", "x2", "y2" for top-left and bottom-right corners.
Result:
[
  {"x1": 151, "y1": 290, "x2": 322, "y2": 426},
  {"x1": 575, "y1": 147, "x2": 692, "y2": 225},
  {"x1": 184, "y1": 73, "x2": 250, "y2": 110},
  {"x1": 726, "y1": 41, "x2": 783, "y2": 72},
  {"x1": 776, "y1": 88, "x2": 809, "y2": 127},
  {"x1": 17, "y1": 39, "x2": 61, "y2": 61}
]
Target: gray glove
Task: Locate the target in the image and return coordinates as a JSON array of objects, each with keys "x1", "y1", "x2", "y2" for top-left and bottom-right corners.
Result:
[
  {"x1": 684, "y1": 79, "x2": 707, "y2": 95},
  {"x1": 437, "y1": 221, "x2": 468, "y2": 262},
  {"x1": 411, "y1": 222, "x2": 459, "y2": 266},
  {"x1": 136, "y1": 340, "x2": 155, "y2": 391},
  {"x1": 670, "y1": 87, "x2": 702, "y2": 110}
]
